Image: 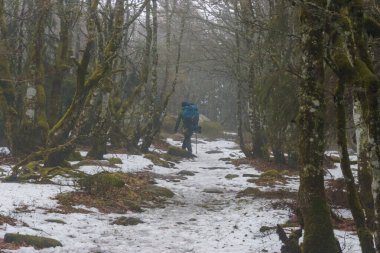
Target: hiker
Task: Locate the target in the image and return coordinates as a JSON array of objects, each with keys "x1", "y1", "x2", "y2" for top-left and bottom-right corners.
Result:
[{"x1": 174, "y1": 102, "x2": 200, "y2": 153}]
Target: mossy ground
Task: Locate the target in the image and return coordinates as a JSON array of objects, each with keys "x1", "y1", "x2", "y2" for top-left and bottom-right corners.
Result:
[
  {"x1": 236, "y1": 187, "x2": 297, "y2": 199},
  {"x1": 144, "y1": 153, "x2": 174, "y2": 168},
  {"x1": 108, "y1": 157, "x2": 123, "y2": 165},
  {"x1": 73, "y1": 159, "x2": 120, "y2": 169},
  {"x1": 199, "y1": 121, "x2": 224, "y2": 140},
  {"x1": 232, "y1": 158, "x2": 297, "y2": 173},
  {"x1": 55, "y1": 171, "x2": 174, "y2": 214},
  {"x1": 6, "y1": 162, "x2": 86, "y2": 183},
  {"x1": 67, "y1": 151, "x2": 83, "y2": 161},
  {"x1": 4, "y1": 233, "x2": 62, "y2": 249},
  {"x1": 225, "y1": 174, "x2": 239, "y2": 179},
  {"x1": 167, "y1": 146, "x2": 194, "y2": 158},
  {"x1": 45, "y1": 219, "x2": 66, "y2": 224},
  {"x1": 111, "y1": 217, "x2": 144, "y2": 226},
  {"x1": 249, "y1": 169, "x2": 290, "y2": 186}
]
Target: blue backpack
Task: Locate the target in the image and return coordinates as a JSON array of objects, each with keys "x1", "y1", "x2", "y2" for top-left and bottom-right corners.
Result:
[{"x1": 182, "y1": 104, "x2": 199, "y2": 131}]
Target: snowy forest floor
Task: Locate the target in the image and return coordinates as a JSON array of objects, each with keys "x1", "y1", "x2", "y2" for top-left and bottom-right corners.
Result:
[{"x1": 0, "y1": 136, "x2": 360, "y2": 253}]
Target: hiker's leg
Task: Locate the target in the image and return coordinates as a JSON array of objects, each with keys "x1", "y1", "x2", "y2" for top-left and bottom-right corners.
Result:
[
  {"x1": 181, "y1": 136, "x2": 186, "y2": 150},
  {"x1": 186, "y1": 132, "x2": 193, "y2": 153}
]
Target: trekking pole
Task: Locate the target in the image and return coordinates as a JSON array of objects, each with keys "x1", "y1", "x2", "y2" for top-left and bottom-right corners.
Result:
[{"x1": 196, "y1": 132, "x2": 198, "y2": 154}]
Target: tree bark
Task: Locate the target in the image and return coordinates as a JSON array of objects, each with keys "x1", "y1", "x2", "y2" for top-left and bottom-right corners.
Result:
[
  {"x1": 17, "y1": 0, "x2": 50, "y2": 155},
  {"x1": 297, "y1": 0, "x2": 341, "y2": 251},
  {"x1": 233, "y1": 1, "x2": 252, "y2": 158},
  {"x1": 353, "y1": 97, "x2": 375, "y2": 231},
  {"x1": 335, "y1": 79, "x2": 375, "y2": 253},
  {"x1": 0, "y1": 0, "x2": 18, "y2": 154},
  {"x1": 48, "y1": 0, "x2": 71, "y2": 126},
  {"x1": 239, "y1": 0, "x2": 265, "y2": 159},
  {"x1": 141, "y1": 0, "x2": 159, "y2": 152}
]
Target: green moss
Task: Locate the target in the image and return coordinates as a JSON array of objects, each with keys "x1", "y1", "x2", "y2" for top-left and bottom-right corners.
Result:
[
  {"x1": 36, "y1": 84, "x2": 49, "y2": 131},
  {"x1": 355, "y1": 59, "x2": 378, "y2": 89},
  {"x1": 237, "y1": 187, "x2": 297, "y2": 199},
  {"x1": 141, "y1": 185, "x2": 174, "y2": 198},
  {"x1": 79, "y1": 172, "x2": 125, "y2": 195},
  {"x1": 200, "y1": 121, "x2": 224, "y2": 139},
  {"x1": 111, "y1": 217, "x2": 144, "y2": 226},
  {"x1": 144, "y1": 153, "x2": 172, "y2": 168},
  {"x1": 73, "y1": 159, "x2": 119, "y2": 169},
  {"x1": 67, "y1": 151, "x2": 83, "y2": 161},
  {"x1": 259, "y1": 225, "x2": 275, "y2": 233},
  {"x1": 178, "y1": 170, "x2": 195, "y2": 176},
  {"x1": 331, "y1": 36, "x2": 354, "y2": 78},
  {"x1": 167, "y1": 146, "x2": 194, "y2": 158},
  {"x1": 26, "y1": 161, "x2": 40, "y2": 171},
  {"x1": 259, "y1": 169, "x2": 287, "y2": 179},
  {"x1": 108, "y1": 157, "x2": 123, "y2": 165},
  {"x1": 12, "y1": 164, "x2": 83, "y2": 182},
  {"x1": 45, "y1": 219, "x2": 66, "y2": 224},
  {"x1": 237, "y1": 187, "x2": 262, "y2": 198},
  {"x1": 4, "y1": 233, "x2": 62, "y2": 249},
  {"x1": 225, "y1": 174, "x2": 239, "y2": 179},
  {"x1": 124, "y1": 200, "x2": 143, "y2": 213}
]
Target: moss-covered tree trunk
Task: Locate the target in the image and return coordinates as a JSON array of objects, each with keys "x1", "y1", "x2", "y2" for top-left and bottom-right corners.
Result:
[
  {"x1": 326, "y1": 2, "x2": 376, "y2": 249},
  {"x1": 233, "y1": 2, "x2": 251, "y2": 158},
  {"x1": 17, "y1": 0, "x2": 50, "y2": 155},
  {"x1": 48, "y1": 0, "x2": 71, "y2": 126},
  {"x1": 0, "y1": 0, "x2": 18, "y2": 154},
  {"x1": 45, "y1": 0, "x2": 126, "y2": 167},
  {"x1": 353, "y1": 97, "x2": 375, "y2": 230},
  {"x1": 140, "y1": 0, "x2": 187, "y2": 152},
  {"x1": 335, "y1": 79, "x2": 375, "y2": 253},
  {"x1": 141, "y1": 0, "x2": 159, "y2": 152},
  {"x1": 324, "y1": 0, "x2": 380, "y2": 244},
  {"x1": 239, "y1": 0, "x2": 265, "y2": 159},
  {"x1": 43, "y1": 0, "x2": 149, "y2": 167},
  {"x1": 297, "y1": 0, "x2": 340, "y2": 251},
  {"x1": 160, "y1": 0, "x2": 176, "y2": 100},
  {"x1": 87, "y1": 90, "x2": 111, "y2": 159},
  {"x1": 348, "y1": 1, "x2": 380, "y2": 248}
]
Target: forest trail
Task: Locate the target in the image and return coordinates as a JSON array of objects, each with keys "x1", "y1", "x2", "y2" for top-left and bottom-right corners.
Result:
[{"x1": 0, "y1": 137, "x2": 358, "y2": 253}]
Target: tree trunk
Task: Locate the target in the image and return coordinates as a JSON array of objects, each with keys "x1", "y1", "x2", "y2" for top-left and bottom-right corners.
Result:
[
  {"x1": 141, "y1": 0, "x2": 159, "y2": 152},
  {"x1": 17, "y1": 0, "x2": 50, "y2": 155},
  {"x1": 48, "y1": 0, "x2": 71, "y2": 126},
  {"x1": 353, "y1": 97, "x2": 375, "y2": 231},
  {"x1": 239, "y1": 0, "x2": 265, "y2": 159},
  {"x1": 233, "y1": 1, "x2": 252, "y2": 158},
  {"x1": 87, "y1": 91, "x2": 111, "y2": 159},
  {"x1": 335, "y1": 79, "x2": 375, "y2": 253},
  {"x1": 0, "y1": 0, "x2": 18, "y2": 154},
  {"x1": 349, "y1": 1, "x2": 380, "y2": 248},
  {"x1": 45, "y1": 0, "x2": 126, "y2": 166},
  {"x1": 297, "y1": 0, "x2": 340, "y2": 251}
]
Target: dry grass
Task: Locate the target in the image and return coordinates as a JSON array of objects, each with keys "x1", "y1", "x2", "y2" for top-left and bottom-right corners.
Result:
[
  {"x1": 232, "y1": 158, "x2": 298, "y2": 174},
  {"x1": 237, "y1": 187, "x2": 298, "y2": 199},
  {"x1": 0, "y1": 154, "x2": 19, "y2": 166},
  {"x1": 54, "y1": 171, "x2": 173, "y2": 214},
  {"x1": 0, "y1": 215, "x2": 17, "y2": 226},
  {"x1": 0, "y1": 239, "x2": 21, "y2": 252},
  {"x1": 325, "y1": 178, "x2": 349, "y2": 208}
]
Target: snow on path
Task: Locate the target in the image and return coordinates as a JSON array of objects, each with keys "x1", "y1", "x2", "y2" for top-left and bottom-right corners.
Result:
[{"x1": 0, "y1": 139, "x2": 360, "y2": 252}]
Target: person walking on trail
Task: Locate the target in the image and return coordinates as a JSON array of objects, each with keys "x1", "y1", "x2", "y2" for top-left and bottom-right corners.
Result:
[{"x1": 174, "y1": 101, "x2": 200, "y2": 153}]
